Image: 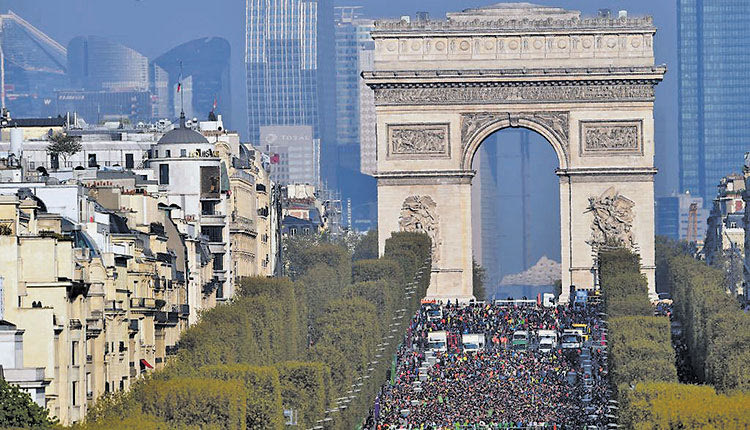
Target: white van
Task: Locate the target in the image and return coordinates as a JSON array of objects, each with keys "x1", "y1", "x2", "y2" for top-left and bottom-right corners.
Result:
[
  {"x1": 462, "y1": 333, "x2": 485, "y2": 353},
  {"x1": 561, "y1": 329, "x2": 582, "y2": 349},
  {"x1": 427, "y1": 331, "x2": 448, "y2": 352},
  {"x1": 537, "y1": 330, "x2": 558, "y2": 352}
]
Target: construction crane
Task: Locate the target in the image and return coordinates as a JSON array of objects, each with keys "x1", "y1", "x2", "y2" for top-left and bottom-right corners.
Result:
[{"x1": 686, "y1": 202, "x2": 699, "y2": 243}]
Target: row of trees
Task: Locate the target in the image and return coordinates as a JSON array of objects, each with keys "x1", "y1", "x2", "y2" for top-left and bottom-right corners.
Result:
[
  {"x1": 73, "y1": 230, "x2": 432, "y2": 429},
  {"x1": 619, "y1": 382, "x2": 750, "y2": 429},
  {"x1": 656, "y1": 237, "x2": 750, "y2": 392},
  {"x1": 598, "y1": 249, "x2": 677, "y2": 390},
  {"x1": 600, "y1": 247, "x2": 750, "y2": 428}
]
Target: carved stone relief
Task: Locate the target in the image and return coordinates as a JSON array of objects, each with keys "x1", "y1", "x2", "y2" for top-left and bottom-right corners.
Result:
[
  {"x1": 580, "y1": 120, "x2": 642, "y2": 156},
  {"x1": 373, "y1": 83, "x2": 656, "y2": 106},
  {"x1": 388, "y1": 124, "x2": 450, "y2": 158},
  {"x1": 460, "y1": 111, "x2": 569, "y2": 162},
  {"x1": 399, "y1": 195, "x2": 441, "y2": 263},
  {"x1": 586, "y1": 187, "x2": 636, "y2": 251}
]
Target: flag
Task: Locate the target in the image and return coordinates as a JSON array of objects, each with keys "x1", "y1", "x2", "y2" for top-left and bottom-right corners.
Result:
[
  {"x1": 270, "y1": 153, "x2": 280, "y2": 164},
  {"x1": 177, "y1": 82, "x2": 182, "y2": 93},
  {"x1": 212, "y1": 97, "x2": 217, "y2": 111}
]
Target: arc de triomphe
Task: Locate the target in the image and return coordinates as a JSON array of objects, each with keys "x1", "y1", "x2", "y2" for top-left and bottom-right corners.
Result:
[{"x1": 364, "y1": 4, "x2": 665, "y2": 302}]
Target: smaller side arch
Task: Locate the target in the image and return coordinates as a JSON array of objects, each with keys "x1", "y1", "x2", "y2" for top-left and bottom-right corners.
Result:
[{"x1": 460, "y1": 112, "x2": 570, "y2": 171}]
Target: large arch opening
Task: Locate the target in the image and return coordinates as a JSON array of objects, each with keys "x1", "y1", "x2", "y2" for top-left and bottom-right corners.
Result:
[{"x1": 471, "y1": 126, "x2": 561, "y2": 300}]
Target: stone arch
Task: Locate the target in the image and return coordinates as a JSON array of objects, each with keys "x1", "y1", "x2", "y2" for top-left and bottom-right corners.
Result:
[
  {"x1": 460, "y1": 112, "x2": 570, "y2": 171},
  {"x1": 365, "y1": 4, "x2": 664, "y2": 303}
]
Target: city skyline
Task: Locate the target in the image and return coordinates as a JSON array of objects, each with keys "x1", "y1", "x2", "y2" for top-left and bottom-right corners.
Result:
[
  {"x1": 0, "y1": 0, "x2": 679, "y2": 197},
  {"x1": 0, "y1": 2, "x2": 748, "y2": 428}
]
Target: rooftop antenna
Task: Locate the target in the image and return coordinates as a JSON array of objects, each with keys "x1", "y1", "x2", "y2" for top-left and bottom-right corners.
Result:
[{"x1": 177, "y1": 60, "x2": 185, "y2": 127}]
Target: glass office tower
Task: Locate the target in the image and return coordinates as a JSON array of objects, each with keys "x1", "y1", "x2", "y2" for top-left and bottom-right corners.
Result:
[
  {"x1": 0, "y1": 11, "x2": 67, "y2": 117},
  {"x1": 153, "y1": 37, "x2": 232, "y2": 126},
  {"x1": 246, "y1": 0, "x2": 335, "y2": 188},
  {"x1": 67, "y1": 36, "x2": 149, "y2": 92},
  {"x1": 678, "y1": 0, "x2": 750, "y2": 204}
]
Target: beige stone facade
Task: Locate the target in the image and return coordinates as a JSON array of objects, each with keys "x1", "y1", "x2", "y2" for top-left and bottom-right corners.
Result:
[
  {"x1": 365, "y1": 4, "x2": 664, "y2": 302},
  {"x1": 0, "y1": 189, "x2": 207, "y2": 424}
]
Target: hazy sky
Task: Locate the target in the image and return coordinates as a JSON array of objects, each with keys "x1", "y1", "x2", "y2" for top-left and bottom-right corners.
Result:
[{"x1": 2, "y1": 0, "x2": 678, "y2": 195}]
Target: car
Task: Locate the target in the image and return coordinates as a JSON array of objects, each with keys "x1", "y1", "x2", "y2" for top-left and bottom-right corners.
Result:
[{"x1": 425, "y1": 306, "x2": 443, "y2": 322}]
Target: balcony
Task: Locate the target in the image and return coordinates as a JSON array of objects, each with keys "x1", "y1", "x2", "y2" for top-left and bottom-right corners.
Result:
[
  {"x1": 130, "y1": 297, "x2": 156, "y2": 312},
  {"x1": 85, "y1": 318, "x2": 103, "y2": 339},
  {"x1": 69, "y1": 319, "x2": 83, "y2": 330},
  {"x1": 105, "y1": 300, "x2": 125, "y2": 313},
  {"x1": 207, "y1": 242, "x2": 226, "y2": 254},
  {"x1": 201, "y1": 213, "x2": 226, "y2": 226},
  {"x1": 230, "y1": 213, "x2": 256, "y2": 235}
]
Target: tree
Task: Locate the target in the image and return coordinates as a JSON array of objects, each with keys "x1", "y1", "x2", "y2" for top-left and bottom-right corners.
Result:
[
  {"x1": 352, "y1": 229, "x2": 378, "y2": 261},
  {"x1": 472, "y1": 258, "x2": 487, "y2": 301},
  {"x1": 46, "y1": 132, "x2": 81, "y2": 167},
  {"x1": 0, "y1": 378, "x2": 54, "y2": 428}
]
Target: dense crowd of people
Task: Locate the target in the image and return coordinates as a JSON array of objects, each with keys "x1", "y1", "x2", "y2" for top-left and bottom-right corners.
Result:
[{"x1": 364, "y1": 299, "x2": 610, "y2": 429}]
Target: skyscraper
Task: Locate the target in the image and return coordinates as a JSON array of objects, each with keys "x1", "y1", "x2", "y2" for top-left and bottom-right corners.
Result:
[
  {"x1": 67, "y1": 36, "x2": 149, "y2": 92},
  {"x1": 245, "y1": 0, "x2": 335, "y2": 187},
  {"x1": 0, "y1": 11, "x2": 67, "y2": 117},
  {"x1": 152, "y1": 37, "x2": 231, "y2": 126},
  {"x1": 678, "y1": 0, "x2": 750, "y2": 204},
  {"x1": 64, "y1": 36, "x2": 152, "y2": 123},
  {"x1": 334, "y1": 7, "x2": 374, "y2": 172}
]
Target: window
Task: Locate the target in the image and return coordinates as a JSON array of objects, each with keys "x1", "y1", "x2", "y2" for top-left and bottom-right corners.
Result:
[
  {"x1": 201, "y1": 201, "x2": 216, "y2": 215},
  {"x1": 213, "y1": 255, "x2": 224, "y2": 271},
  {"x1": 201, "y1": 226, "x2": 223, "y2": 242},
  {"x1": 125, "y1": 153, "x2": 134, "y2": 169},
  {"x1": 159, "y1": 164, "x2": 170, "y2": 185},
  {"x1": 165, "y1": 149, "x2": 171, "y2": 158},
  {"x1": 72, "y1": 381, "x2": 78, "y2": 406},
  {"x1": 88, "y1": 154, "x2": 97, "y2": 168},
  {"x1": 153, "y1": 150, "x2": 159, "y2": 158},
  {"x1": 50, "y1": 153, "x2": 59, "y2": 170},
  {"x1": 180, "y1": 149, "x2": 187, "y2": 158},
  {"x1": 71, "y1": 341, "x2": 79, "y2": 365}
]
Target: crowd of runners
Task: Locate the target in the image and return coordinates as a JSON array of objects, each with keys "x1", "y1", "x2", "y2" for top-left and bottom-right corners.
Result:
[{"x1": 364, "y1": 297, "x2": 612, "y2": 429}]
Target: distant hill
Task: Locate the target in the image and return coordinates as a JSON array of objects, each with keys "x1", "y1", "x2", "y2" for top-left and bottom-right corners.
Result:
[{"x1": 500, "y1": 256, "x2": 561, "y2": 286}]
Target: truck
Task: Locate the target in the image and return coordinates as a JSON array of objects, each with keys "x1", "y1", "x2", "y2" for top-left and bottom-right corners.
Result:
[
  {"x1": 462, "y1": 333, "x2": 485, "y2": 353},
  {"x1": 511, "y1": 330, "x2": 529, "y2": 350},
  {"x1": 537, "y1": 329, "x2": 558, "y2": 352},
  {"x1": 561, "y1": 329, "x2": 582, "y2": 349},
  {"x1": 427, "y1": 331, "x2": 448, "y2": 352}
]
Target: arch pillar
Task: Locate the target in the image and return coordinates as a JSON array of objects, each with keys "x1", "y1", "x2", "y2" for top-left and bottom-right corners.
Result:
[{"x1": 377, "y1": 170, "x2": 475, "y2": 302}]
